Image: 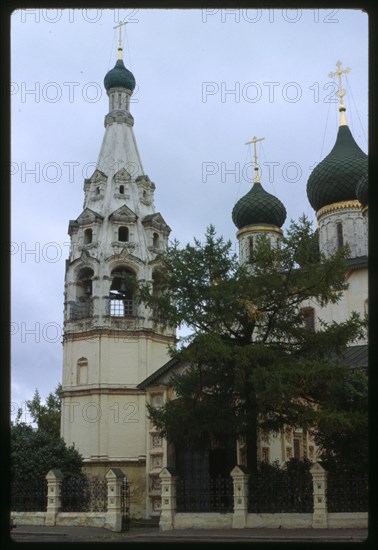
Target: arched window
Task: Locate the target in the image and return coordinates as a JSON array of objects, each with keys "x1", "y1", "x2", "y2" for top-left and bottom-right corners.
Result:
[
  {"x1": 71, "y1": 268, "x2": 94, "y2": 320},
  {"x1": 119, "y1": 184, "x2": 125, "y2": 195},
  {"x1": 111, "y1": 95, "x2": 114, "y2": 110},
  {"x1": 84, "y1": 228, "x2": 93, "y2": 244},
  {"x1": 77, "y1": 357, "x2": 88, "y2": 385},
  {"x1": 109, "y1": 267, "x2": 136, "y2": 317},
  {"x1": 118, "y1": 226, "x2": 129, "y2": 242},
  {"x1": 249, "y1": 237, "x2": 254, "y2": 259},
  {"x1": 153, "y1": 232, "x2": 160, "y2": 248},
  {"x1": 364, "y1": 299, "x2": 368, "y2": 317},
  {"x1": 96, "y1": 186, "x2": 100, "y2": 195},
  {"x1": 118, "y1": 93, "x2": 122, "y2": 108},
  {"x1": 336, "y1": 222, "x2": 343, "y2": 249},
  {"x1": 301, "y1": 307, "x2": 315, "y2": 332}
]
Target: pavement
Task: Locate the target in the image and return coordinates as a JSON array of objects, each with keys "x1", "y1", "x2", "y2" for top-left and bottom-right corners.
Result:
[{"x1": 8, "y1": 525, "x2": 370, "y2": 543}]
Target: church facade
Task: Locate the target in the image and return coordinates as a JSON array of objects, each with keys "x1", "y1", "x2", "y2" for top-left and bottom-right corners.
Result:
[{"x1": 60, "y1": 46, "x2": 368, "y2": 518}]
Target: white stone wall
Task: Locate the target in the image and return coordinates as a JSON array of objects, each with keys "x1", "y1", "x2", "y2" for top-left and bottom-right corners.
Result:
[{"x1": 318, "y1": 207, "x2": 367, "y2": 259}]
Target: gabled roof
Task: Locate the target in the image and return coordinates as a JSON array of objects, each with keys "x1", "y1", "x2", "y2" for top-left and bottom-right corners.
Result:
[
  {"x1": 109, "y1": 205, "x2": 138, "y2": 223},
  {"x1": 137, "y1": 356, "x2": 179, "y2": 390},
  {"x1": 76, "y1": 208, "x2": 104, "y2": 225},
  {"x1": 142, "y1": 212, "x2": 171, "y2": 234}
]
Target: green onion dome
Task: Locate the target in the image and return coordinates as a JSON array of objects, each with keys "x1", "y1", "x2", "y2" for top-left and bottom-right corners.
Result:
[
  {"x1": 232, "y1": 181, "x2": 287, "y2": 230},
  {"x1": 307, "y1": 125, "x2": 367, "y2": 211},
  {"x1": 104, "y1": 59, "x2": 136, "y2": 92},
  {"x1": 356, "y1": 173, "x2": 368, "y2": 208}
]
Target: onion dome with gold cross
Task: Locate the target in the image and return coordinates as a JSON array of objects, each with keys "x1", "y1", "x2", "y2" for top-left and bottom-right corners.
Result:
[
  {"x1": 307, "y1": 61, "x2": 367, "y2": 213},
  {"x1": 104, "y1": 22, "x2": 136, "y2": 92},
  {"x1": 232, "y1": 136, "x2": 286, "y2": 230}
]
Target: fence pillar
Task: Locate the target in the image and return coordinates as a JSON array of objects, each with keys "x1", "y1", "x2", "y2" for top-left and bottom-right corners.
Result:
[
  {"x1": 310, "y1": 462, "x2": 328, "y2": 528},
  {"x1": 159, "y1": 467, "x2": 177, "y2": 531},
  {"x1": 231, "y1": 465, "x2": 249, "y2": 528},
  {"x1": 45, "y1": 469, "x2": 63, "y2": 526},
  {"x1": 105, "y1": 468, "x2": 125, "y2": 532}
]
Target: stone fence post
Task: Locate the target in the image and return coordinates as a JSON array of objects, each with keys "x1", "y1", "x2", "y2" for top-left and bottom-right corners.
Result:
[
  {"x1": 310, "y1": 462, "x2": 328, "y2": 528},
  {"x1": 231, "y1": 465, "x2": 249, "y2": 528},
  {"x1": 159, "y1": 467, "x2": 177, "y2": 531},
  {"x1": 105, "y1": 468, "x2": 125, "y2": 532},
  {"x1": 45, "y1": 469, "x2": 63, "y2": 526}
]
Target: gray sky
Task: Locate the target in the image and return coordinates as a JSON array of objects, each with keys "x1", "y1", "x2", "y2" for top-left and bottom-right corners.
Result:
[{"x1": 11, "y1": 8, "x2": 368, "y2": 423}]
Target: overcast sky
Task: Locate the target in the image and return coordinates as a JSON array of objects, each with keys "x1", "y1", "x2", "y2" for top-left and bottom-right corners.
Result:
[{"x1": 10, "y1": 8, "x2": 368, "y2": 423}]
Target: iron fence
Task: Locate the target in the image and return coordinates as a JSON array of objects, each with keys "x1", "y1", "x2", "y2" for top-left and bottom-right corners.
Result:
[
  {"x1": 327, "y1": 474, "x2": 368, "y2": 512},
  {"x1": 176, "y1": 475, "x2": 233, "y2": 513},
  {"x1": 11, "y1": 479, "x2": 48, "y2": 512},
  {"x1": 61, "y1": 477, "x2": 107, "y2": 512},
  {"x1": 248, "y1": 471, "x2": 313, "y2": 513},
  {"x1": 69, "y1": 299, "x2": 93, "y2": 320}
]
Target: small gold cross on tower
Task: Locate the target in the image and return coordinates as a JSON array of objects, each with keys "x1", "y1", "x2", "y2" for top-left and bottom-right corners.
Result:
[
  {"x1": 113, "y1": 21, "x2": 128, "y2": 60},
  {"x1": 328, "y1": 60, "x2": 351, "y2": 126},
  {"x1": 245, "y1": 136, "x2": 265, "y2": 183}
]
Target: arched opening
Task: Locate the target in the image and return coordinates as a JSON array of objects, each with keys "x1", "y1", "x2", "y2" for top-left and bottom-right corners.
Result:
[
  {"x1": 301, "y1": 307, "x2": 315, "y2": 332},
  {"x1": 118, "y1": 226, "x2": 129, "y2": 242},
  {"x1": 153, "y1": 232, "x2": 160, "y2": 249},
  {"x1": 96, "y1": 187, "x2": 100, "y2": 195},
  {"x1": 248, "y1": 237, "x2": 254, "y2": 259},
  {"x1": 336, "y1": 221, "x2": 344, "y2": 249},
  {"x1": 109, "y1": 267, "x2": 137, "y2": 317},
  {"x1": 119, "y1": 184, "x2": 125, "y2": 195},
  {"x1": 84, "y1": 228, "x2": 93, "y2": 244},
  {"x1": 71, "y1": 267, "x2": 94, "y2": 320},
  {"x1": 364, "y1": 299, "x2": 368, "y2": 317}
]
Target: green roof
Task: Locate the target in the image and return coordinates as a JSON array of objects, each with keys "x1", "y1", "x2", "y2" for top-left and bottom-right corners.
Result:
[
  {"x1": 104, "y1": 59, "x2": 136, "y2": 92},
  {"x1": 307, "y1": 125, "x2": 367, "y2": 211},
  {"x1": 356, "y1": 173, "x2": 368, "y2": 208},
  {"x1": 232, "y1": 181, "x2": 286, "y2": 230}
]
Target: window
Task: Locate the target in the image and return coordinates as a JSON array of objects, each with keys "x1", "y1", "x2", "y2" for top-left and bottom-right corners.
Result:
[
  {"x1": 364, "y1": 299, "x2": 368, "y2": 316},
  {"x1": 118, "y1": 226, "x2": 129, "y2": 242},
  {"x1": 111, "y1": 95, "x2": 114, "y2": 110},
  {"x1": 293, "y1": 436, "x2": 302, "y2": 460},
  {"x1": 77, "y1": 357, "x2": 88, "y2": 385},
  {"x1": 261, "y1": 447, "x2": 270, "y2": 463},
  {"x1": 118, "y1": 92, "x2": 121, "y2": 108},
  {"x1": 109, "y1": 268, "x2": 136, "y2": 317},
  {"x1": 249, "y1": 237, "x2": 253, "y2": 258},
  {"x1": 153, "y1": 232, "x2": 159, "y2": 248},
  {"x1": 119, "y1": 184, "x2": 125, "y2": 195},
  {"x1": 336, "y1": 222, "x2": 343, "y2": 249},
  {"x1": 96, "y1": 187, "x2": 100, "y2": 195},
  {"x1": 84, "y1": 228, "x2": 92, "y2": 244},
  {"x1": 301, "y1": 307, "x2": 315, "y2": 332}
]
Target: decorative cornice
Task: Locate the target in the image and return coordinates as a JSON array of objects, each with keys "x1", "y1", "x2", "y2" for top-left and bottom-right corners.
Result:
[
  {"x1": 317, "y1": 200, "x2": 361, "y2": 220},
  {"x1": 236, "y1": 225, "x2": 283, "y2": 238}
]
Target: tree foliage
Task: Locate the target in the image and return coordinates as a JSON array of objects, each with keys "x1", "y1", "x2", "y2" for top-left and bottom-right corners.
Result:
[
  {"x1": 138, "y1": 219, "x2": 367, "y2": 471},
  {"x1": 12, "y1": 384, "x2": 83, "y2": 482},
  {"x1": 25, "y1": 383, "x2": 62, "y2": 438}
]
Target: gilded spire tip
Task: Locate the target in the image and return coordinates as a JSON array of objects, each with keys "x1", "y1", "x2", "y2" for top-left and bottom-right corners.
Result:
[
  {"x1": 113, "y1": 21, "x2": 127, "y2": 60},
  {"x1": 245, "y1": 136, "x2": 265, "y2": 183},
  {"x1": 329, "y1": 60, "x2": 351, "y2": 127}
]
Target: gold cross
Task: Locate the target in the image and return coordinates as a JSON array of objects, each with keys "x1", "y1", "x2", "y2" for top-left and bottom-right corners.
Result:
[
  {"x1": 113, "y1": 21, "x2": 128, "y2": 60},
  {"x1": 328, "y1": 60, "x2": 351, "y2": 125},
  {"x1": 245, "y1": 136, "x2": 265, "y2": 183}
]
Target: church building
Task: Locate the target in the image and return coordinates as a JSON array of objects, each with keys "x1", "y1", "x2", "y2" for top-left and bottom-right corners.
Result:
[{"x1": 60, "y1": 37, "x2": 368, "y2": 518}]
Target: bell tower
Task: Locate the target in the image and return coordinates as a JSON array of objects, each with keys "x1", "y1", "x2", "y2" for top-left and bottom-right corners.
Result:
[{"x1": 60, "y1": 29, "x2": 175, "y2": 508}]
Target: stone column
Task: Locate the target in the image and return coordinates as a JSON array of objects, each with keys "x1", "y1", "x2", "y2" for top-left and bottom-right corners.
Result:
[
  {"x1": 45, "y1": 469, "x2": 63, "y2": 526},
  {"x1": 310, "y1": 462, "x2": 328, "y2": 528},
  {"x1": 159, "y1": 467, "x2": 177, "y2": 531},
  {"x1": 105, "y1": 468, "x2": 125, "y2": 532},
  {"x1": 231, "y1": 465, "x2": 249, "y2": 528}
]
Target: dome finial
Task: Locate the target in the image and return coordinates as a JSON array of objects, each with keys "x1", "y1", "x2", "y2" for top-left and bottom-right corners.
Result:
[
  {"x1": 328, "y1": 60, "x2": 351, "y2": 127},
  {"x1": 245, "y1": 135, "x2": 265, "y2": 183},
  {"x1": 113, "y1": 20, "x2": 127, "y2": 60}
]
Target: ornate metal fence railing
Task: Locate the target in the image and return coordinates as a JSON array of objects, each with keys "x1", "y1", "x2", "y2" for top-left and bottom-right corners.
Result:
[
  {"x1": 11, "y1": 479, "x2": 48, "y2": 512},
  {"x1": 327, "y1": 474, "x2": 368, "y2": 512},
  {"x1": 176, "y1": 475, "x2": 233, "y2": 513},
  {"x1": 60, "y1": 476, "x2": 108, "y2": 512},
  {"x1": 248, "y1": 471, "x2": 313, "y2": 513}
]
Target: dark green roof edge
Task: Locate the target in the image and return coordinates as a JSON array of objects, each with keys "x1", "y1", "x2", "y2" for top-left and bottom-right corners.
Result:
[{"x1": 137, "y1": 356, "x2": 179, "y2": 390}]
